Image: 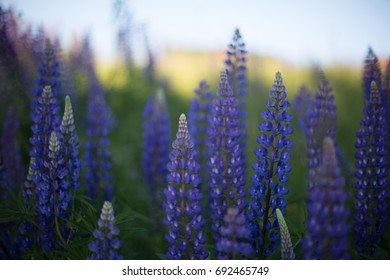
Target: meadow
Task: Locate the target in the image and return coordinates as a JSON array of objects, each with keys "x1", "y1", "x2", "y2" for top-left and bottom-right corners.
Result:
[{"x1": 0, "y1": 3, "x2": 389, "y2": 260}]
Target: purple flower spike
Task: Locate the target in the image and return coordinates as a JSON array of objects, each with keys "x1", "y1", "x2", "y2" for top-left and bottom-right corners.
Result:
[
  {"x1": 354, "y1": 81, "x2": 388, "y2": 258},
  {"x1": 225, "y1": 28, "x2": 248, "y2": 176},
  {"x1": 216, "y1": 207, "x2": 253, "y2": 259},
  {"x1": 363, "y1": 48, "x2": 382, "y2": 102},
  {"x1": 36, "y1": 131, "x2": 70, "y2": 252},
  {"x1": 303, "y1": 137, "x2": 349, "y2": 259},
  {"x1": 84, "y1": 79, "x2": 113, "y2": 201},
  {"x1": 207, "y1": 69, "x2": 246, "y2": 258},
  {"x1": 60, "y1": 96, "x2": 81, "y2": 191},
  {"x1": 384, "y1": 58, "x2": 390, "y2": 107},
  {"x1": 306, "y1": 71, "x2": 337, "y2": 190},
  {"x1": 247, "y1": 72, "x2": 293, "y2": 257},
  {"x1": 32, "y1": 39, "x2": 61, "y2": 108},
  {"x1": 142, "y1": 89, "x2": 171, "y2": 208},
  {"x1": 292, "y1": 85, "x2": 312, "y2": 138},
  {"x1": 27, "y1": 85, "x2": 61, "y2": 204},
  {"x1": 29, "y1": 80, "x2": 61, "y2": 170},
  {"x1": 88, "y1": 201, "x2": 123, "y2": 260},
  {"x1": 163, "y1": 114, "x2": 208, "y2": 260},
  {"x1": 188, "y1": 80, "x2": 214, "y2": 165}
]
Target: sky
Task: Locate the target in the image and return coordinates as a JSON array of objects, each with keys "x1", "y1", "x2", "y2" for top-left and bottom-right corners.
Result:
[{"x1": 2, "y1": 0, "x2": 390, "y2": 65}]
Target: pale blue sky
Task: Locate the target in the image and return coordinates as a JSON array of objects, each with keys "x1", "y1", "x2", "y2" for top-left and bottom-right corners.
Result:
[{"x1": 2, "y1": 0, "x2": 390, "y2": 65}]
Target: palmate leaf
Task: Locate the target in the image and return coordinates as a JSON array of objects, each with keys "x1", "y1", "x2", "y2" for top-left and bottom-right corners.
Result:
[
  {"x1": 0, "y1": 188, "x2": 36, "y2": 226},
  {"x1": 68, "y1": 204, "x2": 98, "y2": 234},
  {"x1": 0, "y1": 209, "x2": 21, "y2": 223}
]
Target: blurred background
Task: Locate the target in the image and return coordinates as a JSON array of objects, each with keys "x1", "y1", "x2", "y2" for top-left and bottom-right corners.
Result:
[{"x1": 3, "y1": 0, "x2": 390, "y2": 64}]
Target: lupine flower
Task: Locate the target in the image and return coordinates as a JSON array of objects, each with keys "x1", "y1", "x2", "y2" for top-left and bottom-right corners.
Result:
[
  {"x1": 28, "y1": 85, "x2": 61, "y2": 203},
  {"x1": 207, "y1": 69, "x2": 246, "y2": 257},
  {"x1": 216, "y1": 207, "x2": 253, "y2": 259},
  {"x1": 225, "y1": 28, "x2": 247, "y2": 108},
  {"x1": 225, "y1": 28, "x2": 248, "y2": 176},
  {"x1": 84, "y1": 78, "x2": 113, "y2": 201},
  {"x1": 72, "y1": 36, "x2": 113, "y2": 201},
  {"x1": 188, "y1": 80, "x2": 213, "y2": 167},
  {"x1": 188, "y1": 80, "x2": 214, "y2": 235},
  {"x1": 113, "y1": 0, "x2": 134, "y2": 66},
  {"x1": 363, "y1": 48, "x2": 388, "y2": 142},
  {"x1": 32, "y1": 39, "x2": 61, "y2": 103},
  {"x1": 142, "y1": 89, "x2": 170, "y2": 208},
  {"x1": 163, "y1": 114, "x2": 208, "y2": 260},
  {"x1": 88, "y1": 201, "x2": 123, "y2": 260},
  {"x1": 247, "y1": 72, "x2": 293, "y2": 257},
  {"x1": 292, "y1": 85, "x2": 312, "y2": 138},
  {"x1": 28, "y1": 41, "x2": 62, "y2": 190},
  {"x1": 143, "y1": 29, "x2": 155, "y2": 83},
  {"x1": 0, "y1": 105, "x2": 24, "y2": 194},
  {"x1": 354, "y1": 81, "x2": 388, "y2": 257},
  {"x1": 35, "y1": 132, "x2": 70, "y2": 252},
  {"x1": 275, "y1": 208, "x2": 295, "y2": 260},
  {"x1": 303, "y1": 137, "x2": 349, "y2": 259},
  {"x1": 383, "y1": 58, "x2": 390, "y2": 151},
  {"x1": 60, "y1": 95, "x2": 81, "y2": 190},
  {"x1": 28, "y1": 40, "x2": 62, "y2": 191},
  {"x1": 362, "y1": 48, "x2": 382, "y2": 102},
  {"x1": 18, "y1": 158, "x2": 37, "y2": 252},
  {"x1": 293, "y1": 83, "x2": 352, "y2": 178},
  {"x1": 384, "y1": 58, "x2": 390, "y2": 101},
  {"x1": 306, "y1": 71, "x2": 337, "y2": 190}
]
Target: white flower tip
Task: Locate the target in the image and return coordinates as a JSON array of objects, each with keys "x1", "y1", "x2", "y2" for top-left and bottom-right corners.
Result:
[{"x1": 179, "y1": 113, "x2": 186, "y2": 121}]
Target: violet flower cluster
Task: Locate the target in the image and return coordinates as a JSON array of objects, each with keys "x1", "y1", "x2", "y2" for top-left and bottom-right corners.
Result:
[
  {"x1": 385, "y1": 58, "x2": 390, "y2": 97},
  {"x1": 303, "y1": 137, "x2": 349, "y2": 259},
  {"x1": 17, "y1": 159, "x2": 36, "y2": 252},
  {"x1": 207, "y1": 69, "x2": 246, "y2": 257},
  {"x1": 354, "y1": 81, "x2": 388, "y2": 257},
  {"x1": 163, "y1": 114, "x2": 208, "y2": 260},
  {"x1": 27, "y1": 41, "x2": 62, "y2": 205},
  {"x1": 216, "y1": 207, "x2": 253, "y2": 259},
  {"x1": 84, "y1": 78, "x2": 113, "y2": 201},
  {"x1": 306, "y1": 72, "x2": 337, "y2": 190},
  {"x1": 188, "y1": 80, "x2": 214, "y2": 166},
  {"x1": 28, "y1": 85, "x2": 61, "y2": 204},
  {"x1": 363, "y1": 48, "x2": 388, "y2": 141},
  {"x1": 32, "y1": 39, "x2": 61, "y2": 106},
  {"x1": 23, "y1": 42, "x2": 78, "y2": 251},
  {"x1": 363, "y1": 48, "x2": 382, "y2": 102},
  {"x1": 88, "y1": 201, "x2": 123, "y2": 260},
  {"x1": 60, "y1": 96, "x2": 81, "y2": 191},
  {"x1": 247, "y1": 72, "x2": 293, "y2": 257},
  {"x1": 142, "y1": 89, "x2": 171, "y2": 207},
  {"x1": 385, "y1": 59, "x2": 390, "y2": 146},
  {"x1": 292, "y1": 85, "x2": 312, "y2": 138},
  {"x1": 36, "y1": 132, "x2": 70, "y2": 251},
  {"x1": 225, "y1": 28, "x2": 248, "y2": 175}
]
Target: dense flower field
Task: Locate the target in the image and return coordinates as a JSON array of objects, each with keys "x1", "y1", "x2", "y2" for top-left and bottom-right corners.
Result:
[{"x1": 0, "y1": 4, "x2": 389, "y2": 260}]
